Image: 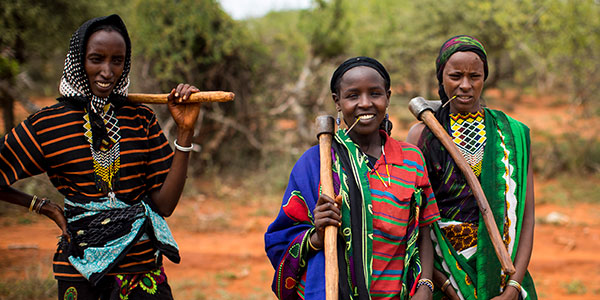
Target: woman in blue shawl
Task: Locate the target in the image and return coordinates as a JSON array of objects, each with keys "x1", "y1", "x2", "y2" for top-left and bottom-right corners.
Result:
[{"x1": 265, "y1": 57, "x2": 441, "y2": 300}]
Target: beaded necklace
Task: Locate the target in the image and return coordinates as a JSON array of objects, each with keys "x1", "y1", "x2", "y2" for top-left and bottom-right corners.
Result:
[
  {"x1": 364, "y1": 144, "x2": 390, "y2": 188},
  {"x1": 450, "y1": 110, "x2": 486, "y2": 176},
  {"x1": 345, "y1": 116, "x2": 391, "y2": 188}
]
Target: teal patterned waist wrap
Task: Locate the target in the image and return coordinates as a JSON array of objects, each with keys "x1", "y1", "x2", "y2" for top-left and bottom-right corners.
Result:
[{"x1": 63, "y1": 196, "x2": 180, "y2": 285}]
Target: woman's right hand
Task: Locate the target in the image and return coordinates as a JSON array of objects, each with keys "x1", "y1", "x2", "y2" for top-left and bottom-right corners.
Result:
[
  {"x1": 444, "y1": 285, "x2": 460, "y2": 300},
  {"x1": 433, "y1": 269, "x2": 460, "y2": 300},
  {"x1": 40, "y1": 201, "x2": 70, "y2": 242},
  {"x1": 310, "y1": 194, "x2": 342, "y2": 249},
  {"x1": 167, "y1": 83, "x2": 201, "y2": 132}
]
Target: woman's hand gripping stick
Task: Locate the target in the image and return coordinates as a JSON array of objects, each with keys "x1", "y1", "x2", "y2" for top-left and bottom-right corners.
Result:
[{"x1": 316, "y1": 115, "x2": 340, "y2": 300}]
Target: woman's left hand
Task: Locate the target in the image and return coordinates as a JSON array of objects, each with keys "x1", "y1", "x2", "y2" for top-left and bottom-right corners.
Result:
[
  {"x1": 490, "y1": 287, "x2": 519, "y2": 300},
  {"x1": 167, "y1": 83, "x2": 201, "y2": 131},
  {"x1": 411, "y1": 286, "x2": 432, "y2": 300},
  {"x1": 39, "y1": 201, "x2": 70, "y2": 242}
]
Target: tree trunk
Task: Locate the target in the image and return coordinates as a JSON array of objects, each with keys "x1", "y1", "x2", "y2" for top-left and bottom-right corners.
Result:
[
  {"x1": 0, "y1": 84, "x2": 17, "y2": 134},
  {"x1": 3, "y1": 97, "x2": 15, "y2": 132}
]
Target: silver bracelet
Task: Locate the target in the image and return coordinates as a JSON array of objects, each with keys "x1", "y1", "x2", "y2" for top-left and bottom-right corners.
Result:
[
  {"x1": 173, "y1": 139, "x2": 194, "y2": 152},
  {"x1": 34, "y1": 198, "x2": 48, "y2": 214}
]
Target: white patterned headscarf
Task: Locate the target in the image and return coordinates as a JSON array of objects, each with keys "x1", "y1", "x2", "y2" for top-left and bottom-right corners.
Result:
[
  {"x1": 59, "y1": 14, "x2": 131, "y2": 115},
  {"x1": 58, "y1": 14, "x2": 131, "y2": 194}
]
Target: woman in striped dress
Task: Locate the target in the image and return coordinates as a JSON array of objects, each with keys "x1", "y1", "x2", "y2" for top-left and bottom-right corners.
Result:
[
  {"x1": 265, "y1": 56, "x2": 440, "y2": 300},
  {"x1": 406, "y1": 35, "x2": 537, "y2": 300},
  {"x1": 0, "y1": 14, "x2": 201, "y2": 299}
]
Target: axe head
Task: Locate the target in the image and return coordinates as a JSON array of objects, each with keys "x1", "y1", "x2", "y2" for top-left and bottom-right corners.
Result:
[
  {"x1": 408, "y1": 97, "x2": 442, "y2": 120},
  {"x1": 315, "y1": 115, "x2": 335, "y2": 138}
]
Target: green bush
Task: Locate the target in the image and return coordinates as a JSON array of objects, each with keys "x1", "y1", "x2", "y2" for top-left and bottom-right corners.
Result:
[
  {"x1": 562, "y1": 279, "x2": 587, "y2": 295},
  {"x1": 532, "y1": 133, "x2": 600, "y2": 178}
]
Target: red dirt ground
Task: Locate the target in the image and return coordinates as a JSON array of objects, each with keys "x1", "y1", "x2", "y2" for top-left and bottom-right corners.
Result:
[
  {"x1": 0, "y1": 197, "x2": 599, "y2": 299},
  {"x1": 0, "y1": 92, "x2": 599, "y2": 299}
]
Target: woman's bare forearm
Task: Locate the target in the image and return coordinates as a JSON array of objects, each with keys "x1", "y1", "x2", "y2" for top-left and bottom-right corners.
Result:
[
  {"x1": 0, "y1": 186, "x2": 35, "y2": 208},
  {"x1": 151, "y1": 129, "x2": 193, "y2": 217}
]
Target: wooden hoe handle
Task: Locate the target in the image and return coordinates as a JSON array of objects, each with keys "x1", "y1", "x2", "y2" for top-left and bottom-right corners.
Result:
[
  {"x1": 316, "y1": 115, "x2": 338, "y2": 300},
  {"x1": 409, "y1": 97, "x2": 516, "y2": 275},
  {"x1": 127, "y1": 91, "x2": 235, "y2": 104}
]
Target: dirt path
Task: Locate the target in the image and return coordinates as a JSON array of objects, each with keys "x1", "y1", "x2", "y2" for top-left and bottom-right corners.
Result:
[{"x1": 1, "y1": 196, "x2": 599, "y2": 299}]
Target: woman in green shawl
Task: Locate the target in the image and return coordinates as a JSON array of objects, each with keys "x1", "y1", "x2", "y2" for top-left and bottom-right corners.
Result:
[{"x1": 406, "y1": 35, "x2": 537, "y2": 300}]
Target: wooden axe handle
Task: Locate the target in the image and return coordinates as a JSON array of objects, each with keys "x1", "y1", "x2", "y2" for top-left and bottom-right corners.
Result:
[
  {"x1": 127, "y1": 91, "x2": 235, "y2": 104},
  {"x1": 318, "y1": 132, "x2": 339, "y2": 300},
  {"x1": 420, "y1": 110, "x2": 516, "y2": 275}
]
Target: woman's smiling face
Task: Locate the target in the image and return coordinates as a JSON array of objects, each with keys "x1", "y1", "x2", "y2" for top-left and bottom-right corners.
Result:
[
  {"x1": 333, "y1": 66, "x2": 390, "y2": 138},
  {"x1": 442, "y1": 51, "x2": 485, "y2": 113},
  {"x1": 84, "y1": 30, "x2": 126, "y2": 98}
]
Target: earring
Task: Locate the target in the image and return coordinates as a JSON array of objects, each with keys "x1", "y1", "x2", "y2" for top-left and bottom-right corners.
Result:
[
  {"x1": 385, "y1": 108, "x2": 391, "y2": 134},
  {"x1": 336, "y1": 111, "x2": 342, "y2": 126}
]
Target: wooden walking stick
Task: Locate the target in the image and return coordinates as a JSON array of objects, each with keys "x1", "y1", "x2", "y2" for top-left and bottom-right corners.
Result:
[
  {"x1": 408, "y1": 97, "x2": 516, "y2": 275},
  {"x1": 127, "y1": 91, "x2": 235, "y2": 104},
  {"x1": 315, "y1": 115, "x2": 339, "y2": 300}
]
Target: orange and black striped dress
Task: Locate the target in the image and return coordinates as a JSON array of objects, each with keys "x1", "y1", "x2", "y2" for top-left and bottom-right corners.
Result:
[{"x1": 0, "y1": 101, "x2": 174, "y2": 282}]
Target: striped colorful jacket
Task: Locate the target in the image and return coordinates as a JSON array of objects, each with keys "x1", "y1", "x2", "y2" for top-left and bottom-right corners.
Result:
[{"x1": 0, "y1": 101, "x2": 174, "y2": 281}]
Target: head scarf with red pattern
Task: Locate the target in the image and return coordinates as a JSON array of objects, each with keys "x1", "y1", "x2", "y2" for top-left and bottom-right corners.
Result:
[{"x1": 435, "y1": 35, "x2": 488, "y2": 103}]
